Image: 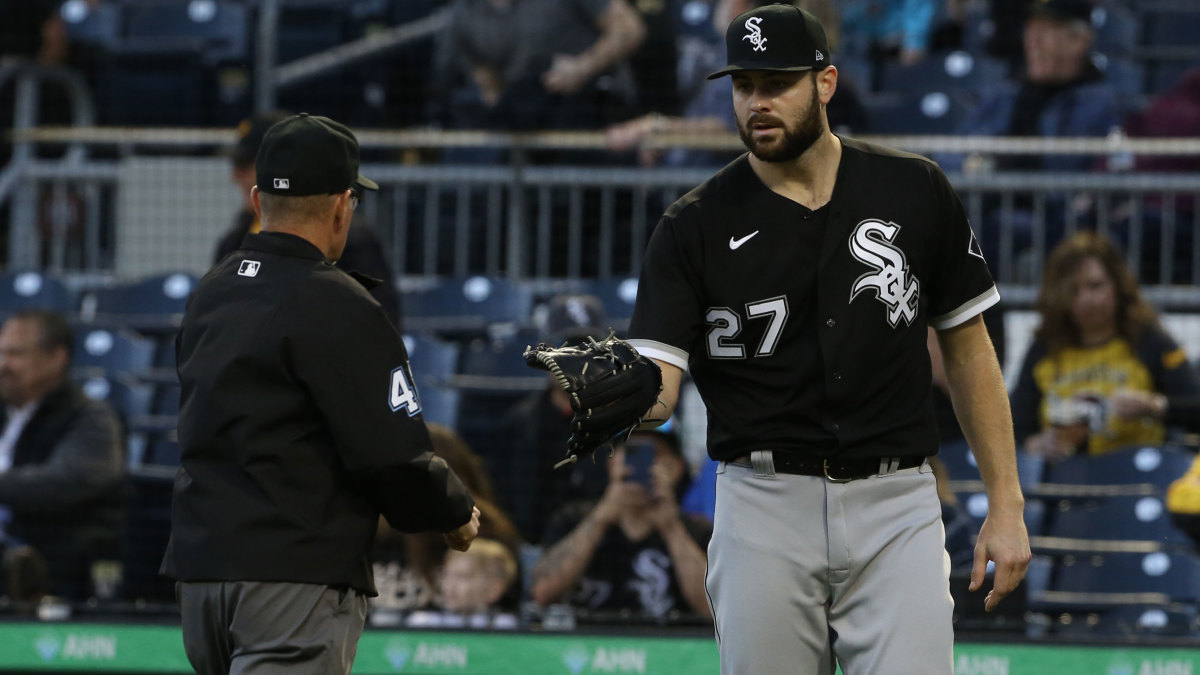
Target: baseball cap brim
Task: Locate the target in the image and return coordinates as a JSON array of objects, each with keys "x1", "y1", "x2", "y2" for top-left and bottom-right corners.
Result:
[
  {"x1": 707, "y1": 64, "x2": 819, "y2": 80},
  {"x1": 356, "y1": 175, "x2": 379, "y2": 191}
]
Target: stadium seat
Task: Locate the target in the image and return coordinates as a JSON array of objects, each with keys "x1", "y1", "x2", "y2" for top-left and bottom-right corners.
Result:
[
  {"x1": 579, "y1": 276, "x2": 639, "y2": 334},
  {"x1": 416, "y1": 385, "x2": 461, "y2": 430},
  {"x1": 403, "y1": 333, "x2": 461, "y2": 388},
  {"x1": 1093, "y1": 4, "x2": 1141, "y2": 56},
  {"x1": 72, "y1": 326, "x2": 156, "y2": 379},
  {"x1": 1041, "y1": 444, "x2": 1197, "y2": 490},
  {"x1": 452, "y1": 331, "x2": 546, "y2": 393},
  {"x1": 1050, "y1": 604, "x2": 1200, "y2": 638},
  {"x1": 122, "y1": 1, "x2": 248, "y2": 65},
  {"x1": 938, "y1": 439, "x2": 1045, "y2": 490},
  {"x1": 1043, "y1": 494, "x2": 1194, "y2": 547},
  {"x1": 1049, "y1": 551, "x2": 1200, "y2": 604},
  {"x1": 0, "y1": 272, "x2": 72, "y2": 319},
  {"x1": 79, "y1": 374, "x2": 154, "y2": 430},
  {"x1": 1142, "y1": 9, "x2": 1200, "y2": 49},
  {"x1": 861, "y1": 91, "x2": 971, "y2": 135},
  {"x1": 957, "y1": 490, "x2": 1048, "y2": 537},
  {"x1": 876, "y1": 50, "x2": 1004, "y2": 97},
  {"x1": 1091, "y1": 54, "x2": 1146, "y2": 98},
  {"x1": 86, "y1": 272, "x2": 198, "y2": 332},
  {"x1": 402, "y1": 276, "x2": 534, "y2": 336},
  {"x1": 60, "y1": 0, "x2": 121, "y2": 50}
]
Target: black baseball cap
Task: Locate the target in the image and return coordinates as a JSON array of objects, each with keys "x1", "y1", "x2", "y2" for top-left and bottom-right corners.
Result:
[
  {"x1": 231, "y1": 111, "x2": 290, "y2": 166},
  {"x1": 255, "y1": 113, "x2": 379, "y2": 196},
  {"x1": 1028, "y1": 0, "x2": 1094, "y2": 24},
  {"x1": 545, "y1": 293, "x2": 608, "y2": 344},
  {"x1": 708, "y1": 3, "x2": 830, "y2": 80}
]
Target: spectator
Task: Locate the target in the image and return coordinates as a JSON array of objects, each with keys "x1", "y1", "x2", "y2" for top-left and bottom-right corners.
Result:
[
  {"x1": 440, "y1": 538, "x2": 519, "y2": 615},
  {"x1": 936, "y1": 0, "x2": 1122, "y2": 272},
  {"x1": 431, "y1": 0, "x2": 647, "y2": 132},
  {"x1": 372, "y1": 424, "x2": 522, "y2": 613},
  {"x1": 214, "y1": 113, "x2": 403, "y2": 329},
  {"x1": 497, "y1": 294, "x2": 612, "y2": 542},
  {"x1": 941, "y1": 0, "x2": 1119, "y2": 175},
  {"x1": 1010, "y1": 232, "x2": 1200, "y2": 462},
  {"x1": 606, "y1": 0, "x2": 867, "y2": 168},
  {"x1": 530, "y1": 429, "x2": 711, "y2": 619},
  {"x1": 0, "y1": 310, "x2": 122, "y2": 603}
]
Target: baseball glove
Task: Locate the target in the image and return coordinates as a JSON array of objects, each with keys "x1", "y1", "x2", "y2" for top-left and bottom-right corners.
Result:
[{"x1": 524, "y1": 333, "x2": 663, "y2": 467}]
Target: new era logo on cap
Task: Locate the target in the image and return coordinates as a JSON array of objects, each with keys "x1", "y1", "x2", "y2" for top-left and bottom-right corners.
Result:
[{"x1": 273, "y1": 178, "x2": 290, "y2": 190}]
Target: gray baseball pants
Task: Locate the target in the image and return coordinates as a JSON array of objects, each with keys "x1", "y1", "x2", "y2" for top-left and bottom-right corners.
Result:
[
  {"x1": 705, "y1": 455, "x2": 954, "y2": 675},
  {"x1": 178, "y1": 580, "x2": 368, "y2": 675}
]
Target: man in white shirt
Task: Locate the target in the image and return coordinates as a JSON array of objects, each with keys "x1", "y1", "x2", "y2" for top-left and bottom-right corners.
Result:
[{"x1": 0, "y1": 310, "x2": 122, "y2": 604}]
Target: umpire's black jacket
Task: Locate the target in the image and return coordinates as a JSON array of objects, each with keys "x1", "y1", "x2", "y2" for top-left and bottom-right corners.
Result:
[{"x1": 160, "y1": 231, "x2": 473, "y2": 595}]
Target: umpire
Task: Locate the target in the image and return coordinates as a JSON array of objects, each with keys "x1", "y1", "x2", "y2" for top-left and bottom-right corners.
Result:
[{"x1": 161, "y1": 113, "x2": 480, "y2": 675}]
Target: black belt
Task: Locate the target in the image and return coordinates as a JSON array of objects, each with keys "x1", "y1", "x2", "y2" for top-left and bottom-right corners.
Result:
[{"x1": 729, "y1": 451, "x2": 925, "y2": 482}]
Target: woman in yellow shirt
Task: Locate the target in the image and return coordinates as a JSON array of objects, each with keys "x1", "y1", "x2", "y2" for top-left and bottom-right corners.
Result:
[{"x1": 1011, "y1": 232, "x2": 1199, "y2": 460}]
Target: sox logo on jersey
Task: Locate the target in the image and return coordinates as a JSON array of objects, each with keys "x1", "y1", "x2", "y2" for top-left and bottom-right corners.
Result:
[{"x1": 849, "y1": 219, "x2": 919, "y2": 327}]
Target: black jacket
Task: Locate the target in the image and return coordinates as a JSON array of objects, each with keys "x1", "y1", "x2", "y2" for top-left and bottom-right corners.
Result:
[
  {"x1": 0, "y1": 381, "x2": 123, "y2": 598},
  {"x1": 214, "y1": 210, "x2": 403, "y2": 331},
  {"x1": 162, "y1": 231, "x2": 473, "y2": 594}
]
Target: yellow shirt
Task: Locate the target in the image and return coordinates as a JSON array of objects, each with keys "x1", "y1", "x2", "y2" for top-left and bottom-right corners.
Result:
[{"x1": 1032, "y1": 339, "x2": 1162, "y2": 455}]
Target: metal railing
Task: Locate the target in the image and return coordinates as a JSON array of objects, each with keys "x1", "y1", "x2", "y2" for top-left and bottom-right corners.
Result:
[{"x1": 5, "y1": 126, "x2": 1200, "y2": 300}]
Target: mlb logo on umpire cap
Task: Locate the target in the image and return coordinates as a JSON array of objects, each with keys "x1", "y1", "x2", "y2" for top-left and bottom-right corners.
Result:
[
  {"x1": 238, "y1": 260, "x2": 261, "y2": 277},
  {"x1": 273, "y1": 178, "x2": 290, "y2": 190}
]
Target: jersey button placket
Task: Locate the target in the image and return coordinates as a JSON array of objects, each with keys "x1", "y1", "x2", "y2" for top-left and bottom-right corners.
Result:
[{"x1": 825, "y1": 318, "x2": 836, "y2": 328}]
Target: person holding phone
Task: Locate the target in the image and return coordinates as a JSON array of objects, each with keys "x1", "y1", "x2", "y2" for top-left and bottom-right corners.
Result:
[{"x1": 529, "y1": 428, "x2": 711, "y2": 619}]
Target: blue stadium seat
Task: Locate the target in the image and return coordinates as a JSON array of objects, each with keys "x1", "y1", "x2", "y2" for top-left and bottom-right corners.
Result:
[
  {"x1": 1142, "y1": 9, "x2": 1200, "y2": 48},
  {"x1": 416, "y1": 385, "x2": 461, "y2": 429},
  {"x1": 79, "y1": 374, "x2": 154, "y2": 429},
  {"x1": 1042, "y1": 444, "x2": 1197, "y2": 490},
  {"x1": 122, "y1": 1, "x2": 248, "y2": 65},
  {"x1": 452, "y1": 331, "x2": 546, "y2": 393},
  {"x1": 877, "y1": 50, "x2": 1004, "y2": 97},
  {"x1": 957, "y1": 490, "x2": 1047, "y2": 537},
  {"x1": 61, "y1": 0, "x2": 121, "y2": 50},
  {"x1": 1050, "y1": 551, "x2": 1200, "y2": 604},
  {"x1": 402, "y1": 276, "x2": 534, "y2": 335},
  {"x1": 1044, "y1": 494, "x2": 1193, "y2": 547},
  {"x1": 72, "y1": 326, "x2": 156, "y2": 378},
  {"x1": 1146, "y1": 60, "x2": 1200, "y2": 97},
  {"x1": 938, "y1": 439, "x2": 1045, "y2": 490},
  {"x1": 0, "y1": 272, "x2": 72, "y2": 319},
  {"x1": 87, "y1": 272, "x2": 197, "y2": 332},
  {"x1": 1051, "y1": 604, "x2": 1200, "y2": 638},
  {"x1": 579, "y1": 276, "x2": 639, "y2": 334},
  {"x1": 862, "y1": 91, "x2": 971, "y2": 135},
  {"x1": 1093, "y1": 4, "x2": 1141, "y2": 56},
  {"x1": 1091, "y1": 54, "x2": 1146, "y2": 98},
  {"x1": 403, "y1": 333, "x2": 461, "y2": 388}
]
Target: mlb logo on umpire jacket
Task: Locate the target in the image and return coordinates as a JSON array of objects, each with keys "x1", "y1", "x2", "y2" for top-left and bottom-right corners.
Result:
[{"x1": 238, "y1": 260, "x2": 261, "y2": 277}]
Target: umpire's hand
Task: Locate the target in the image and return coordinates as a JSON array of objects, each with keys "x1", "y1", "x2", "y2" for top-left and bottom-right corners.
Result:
[{"x1": 444, "y1": 506, "x2": 482, "y2": 552}]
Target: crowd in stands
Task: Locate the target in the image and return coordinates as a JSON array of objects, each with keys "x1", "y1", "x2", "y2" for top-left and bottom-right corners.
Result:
[{"x1": 1, "y1": 0, "x2": 1200, "y2": 641}]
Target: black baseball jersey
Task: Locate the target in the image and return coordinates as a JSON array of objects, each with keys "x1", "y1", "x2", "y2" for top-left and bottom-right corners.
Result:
[
  {"x1": 162, "y1": 231, "x2": 474, "y2": 595},
  {"x1": 628, "y1": 138, "x2": 997, "y2": 462}
]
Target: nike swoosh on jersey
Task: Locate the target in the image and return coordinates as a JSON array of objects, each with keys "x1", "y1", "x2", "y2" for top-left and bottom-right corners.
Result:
[{"x1": 729, "y1": 231, "x2": 760, "y2": 249}]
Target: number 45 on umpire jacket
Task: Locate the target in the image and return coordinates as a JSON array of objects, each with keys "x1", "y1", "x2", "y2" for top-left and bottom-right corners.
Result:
[{"x1": 161, "y1": 231, "x2": 475, "y2": 596}]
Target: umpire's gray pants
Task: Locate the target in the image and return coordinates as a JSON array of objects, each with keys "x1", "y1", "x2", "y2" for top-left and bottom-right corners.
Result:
[
  {"x1": 705, "y1": 458, "x2": 954, "y2": 675},
  {"x1": 178, "y1": 581, "x2": 369, "y2": 675}
]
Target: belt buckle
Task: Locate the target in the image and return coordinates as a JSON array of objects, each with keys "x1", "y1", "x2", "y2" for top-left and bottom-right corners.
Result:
[{"x1": 822, "y1": 459, "x2": 853, "y2": 483}]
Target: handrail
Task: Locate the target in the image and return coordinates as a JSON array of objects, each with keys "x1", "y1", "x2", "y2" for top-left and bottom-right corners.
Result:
[{"x1": 12, "y1": 127, "x2": 1200, "y2": 157}]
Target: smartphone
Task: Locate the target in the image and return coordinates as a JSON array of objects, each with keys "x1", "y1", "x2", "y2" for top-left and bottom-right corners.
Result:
[{"x1": 624, "y1": 439, "x2": 656, "y2": 487}]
